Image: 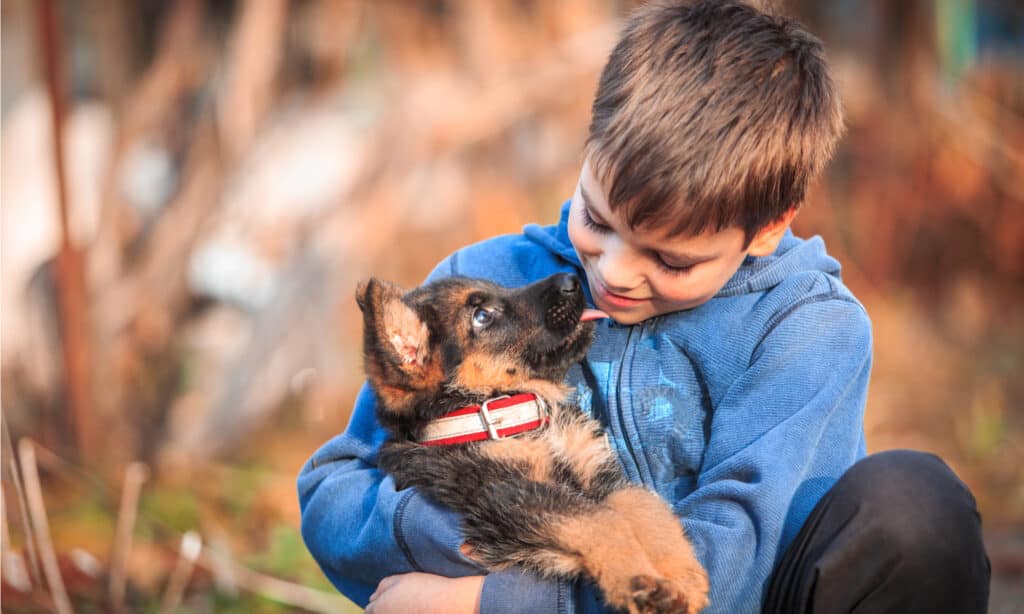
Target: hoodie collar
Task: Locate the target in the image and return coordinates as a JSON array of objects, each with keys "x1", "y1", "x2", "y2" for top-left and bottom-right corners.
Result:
[
  {"x1": 523, "y1": 200, "x2": 583, "y2": 267},
  {"x1": 715, "y1": 230, "x2": 840, "y2": 296}
]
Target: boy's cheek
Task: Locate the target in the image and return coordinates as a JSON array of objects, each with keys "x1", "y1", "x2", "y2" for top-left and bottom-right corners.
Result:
[{"x1": 566, "y1": 210, "x2": 598, "y2": 258}]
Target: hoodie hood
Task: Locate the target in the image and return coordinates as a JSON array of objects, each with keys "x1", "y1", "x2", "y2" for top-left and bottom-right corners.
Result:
[{"x1": 523, "y1": 201, "x2": 842, "y2": 298}]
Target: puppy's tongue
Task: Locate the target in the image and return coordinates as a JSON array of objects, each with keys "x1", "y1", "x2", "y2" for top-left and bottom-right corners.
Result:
[{"x1": 580, "y1": 309, "x2": 610, "y2": 322}]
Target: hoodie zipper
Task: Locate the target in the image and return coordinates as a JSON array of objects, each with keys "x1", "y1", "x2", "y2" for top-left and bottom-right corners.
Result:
[{"x1": 610, "y1": 323, "x2": 644, "y2": 483}]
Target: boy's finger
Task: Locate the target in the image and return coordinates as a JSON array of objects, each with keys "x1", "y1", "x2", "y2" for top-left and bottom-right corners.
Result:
[
  {"x1": 368, "y1": 578, "x2": 389, "y2": 603},
  {"x1": 374, "y1": 574, "x2": 399, "y2": 595}
]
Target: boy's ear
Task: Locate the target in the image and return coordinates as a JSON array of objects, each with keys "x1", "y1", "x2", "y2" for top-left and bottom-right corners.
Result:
[
  {"x1": 747, "y1": 207, "x2": 799, "y2": 257},
  {"x1": 356, "y1": 278, "x2": 432, "y2": 370}
]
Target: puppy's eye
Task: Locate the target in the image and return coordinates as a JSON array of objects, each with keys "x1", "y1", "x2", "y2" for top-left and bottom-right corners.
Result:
[{"x1": 472, "y1": 307, "x2": 496, "y2": 331}]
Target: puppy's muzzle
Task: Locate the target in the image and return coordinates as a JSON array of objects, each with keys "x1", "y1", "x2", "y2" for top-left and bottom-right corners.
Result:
[{"x1": 541, "y1": 273, "x2": 585, "y2": 334}]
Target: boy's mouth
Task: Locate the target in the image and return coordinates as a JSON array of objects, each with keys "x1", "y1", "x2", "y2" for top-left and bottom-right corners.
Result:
[{"x1": 590, "y1": 275, "x2": 648, "y2": 309}]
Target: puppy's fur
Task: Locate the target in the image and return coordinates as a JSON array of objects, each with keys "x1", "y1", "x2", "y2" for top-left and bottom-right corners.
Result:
[{"x1": 357, "y1": 273, "x2": 709, "y2": 613}]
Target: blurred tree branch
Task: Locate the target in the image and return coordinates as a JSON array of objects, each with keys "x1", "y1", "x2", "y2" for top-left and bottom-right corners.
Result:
[{"x1": 37, "y1": 0, "x2": 97, "y2": 461}]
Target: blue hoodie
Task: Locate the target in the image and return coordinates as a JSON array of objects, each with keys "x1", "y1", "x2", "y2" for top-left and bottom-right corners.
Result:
[{"x1": 298, "y1": 202, "x2": 871, "y2": 613}]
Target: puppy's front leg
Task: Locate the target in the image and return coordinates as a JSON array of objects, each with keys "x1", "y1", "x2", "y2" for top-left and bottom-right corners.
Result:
[
  {"x1": 605, "y1": 487, "x2": 709, "y2": 613},
  {"x1": 552, "y1": 505, "x2": 692, "y2": 614}
]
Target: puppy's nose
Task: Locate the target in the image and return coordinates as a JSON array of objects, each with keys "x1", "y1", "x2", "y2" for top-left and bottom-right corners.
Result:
[{"x1": 554, "y1": 273, "x2": 579, "y2": 295}]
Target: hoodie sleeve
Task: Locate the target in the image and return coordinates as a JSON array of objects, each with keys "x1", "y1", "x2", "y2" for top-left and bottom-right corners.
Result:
[
  {"x1": 675, "y1": 295, "x2": 872, "y2": 613},
  {"x1": 297, "y1": 384, "x2": 484, "y2": 604},
  {"x1": 297, "y1": 254, "x2": 572, "y2": 612}
]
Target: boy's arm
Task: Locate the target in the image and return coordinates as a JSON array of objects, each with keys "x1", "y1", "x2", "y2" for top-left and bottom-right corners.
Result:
[
  {"x1": 297, "y1": 383, "x2": 482, "y2": 604},
  {"x1": 676, "y1": 296, "x2": 872, "y2": 612}
]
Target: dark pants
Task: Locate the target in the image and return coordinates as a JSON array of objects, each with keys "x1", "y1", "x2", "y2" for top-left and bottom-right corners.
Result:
[{"x1": 763, "y1": 450, "x2": 990, "y2": 614}]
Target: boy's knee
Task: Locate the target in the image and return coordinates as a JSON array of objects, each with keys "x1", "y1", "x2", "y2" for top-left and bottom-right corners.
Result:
[
  {"x1": 836, "y1": 450, "x2": 989, "y2": 592},
  {"x1": 841, "y1": 450, "x2": 977, "y2": 520},
  {"x1": 796, "y1": 451, "x2": 990, "y2": 613}
]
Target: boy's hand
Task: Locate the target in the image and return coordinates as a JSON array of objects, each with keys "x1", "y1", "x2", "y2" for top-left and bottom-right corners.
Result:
[{"x1": 366, "y1": 572, "x2": 484, "y2": 614}]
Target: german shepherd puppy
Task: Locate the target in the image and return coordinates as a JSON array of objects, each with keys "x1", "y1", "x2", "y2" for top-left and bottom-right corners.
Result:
[{"x1": 356, "y1": 273, "x2": 709, "y2": 613}]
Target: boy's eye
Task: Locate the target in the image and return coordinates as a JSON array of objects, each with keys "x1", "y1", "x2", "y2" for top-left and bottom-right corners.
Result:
[
  {"x1": 656, "y1": 257, "x2": 695, "y2": 276},
  {"x1": 581, "y1": 205, "x2": 612, "y2": 234},
  {"x1": 472, "y1": 307, "x2": 496, "y2": 330}
]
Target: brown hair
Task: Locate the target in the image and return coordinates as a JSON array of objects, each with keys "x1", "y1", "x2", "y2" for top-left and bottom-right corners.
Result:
[{"x1": 587, "y1": 0, "x2": 844, "y2": 244}]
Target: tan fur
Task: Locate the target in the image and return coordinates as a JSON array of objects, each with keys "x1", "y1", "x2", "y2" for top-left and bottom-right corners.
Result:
[
  {"x1": 553, "y1": 508, "x2": 666, "y2": 613},
  {"x1": 607, "y1": 487, "x2": 711, "y2": 613},
  {"x1": 550, "y1": 489, "x2": 708, "y2": 614},
  {"x1": 546, "y1": 417, "x2": 614, "y2": 492},
  {"x1": 450, "y1": 358, "x2": 570, "y2": 405},
  {"x1": 372, "y1": 382, "x2": 416, "y2": 414},
  {"x1": 451, "y1": 357, "x2": 520, "y2": 393},
  {"x1": 519, "y1": 380, "x2": 571, "y2": 406},
  {"x1": 480, "y1": 437, "x2": 553, "y2": 483}
]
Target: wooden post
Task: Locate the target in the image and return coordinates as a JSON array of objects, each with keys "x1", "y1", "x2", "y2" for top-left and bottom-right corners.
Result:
[{"x1": 36, "y1": 0, "x2": 97, "y2": 460}]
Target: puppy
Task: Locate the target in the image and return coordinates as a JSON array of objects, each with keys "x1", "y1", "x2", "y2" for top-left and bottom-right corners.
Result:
[{"x1": 357, "y1": 273, "x2": 709, "y2": 613}]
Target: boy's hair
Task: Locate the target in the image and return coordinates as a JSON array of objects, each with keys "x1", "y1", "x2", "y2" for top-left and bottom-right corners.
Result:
[{"x1": 587, "y1": 0, "x2": 844, "y2": 244}]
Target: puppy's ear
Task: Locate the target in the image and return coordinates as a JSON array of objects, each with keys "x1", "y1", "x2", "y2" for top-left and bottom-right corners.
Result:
[
  {"x1": 358, "y1": 278, "x2": 433, "y2": 376},
  {"x1": 355, "y1": 280, "x2": 371, "y2": 313}
]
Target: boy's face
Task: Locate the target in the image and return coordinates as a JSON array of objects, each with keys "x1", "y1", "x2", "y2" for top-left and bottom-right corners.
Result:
[{"x1": 568, "y1": 159, "x2": 794, "y2": 325}]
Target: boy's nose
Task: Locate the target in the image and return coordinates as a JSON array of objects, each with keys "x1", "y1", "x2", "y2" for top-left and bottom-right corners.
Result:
[{"x1": 597, "y1": 243, "x2": 643, "y2": 292}]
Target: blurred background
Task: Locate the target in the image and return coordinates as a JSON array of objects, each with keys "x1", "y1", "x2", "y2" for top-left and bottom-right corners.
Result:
[{"x1": 1, "y1": 0, "x2": 1022, "y2": 611}]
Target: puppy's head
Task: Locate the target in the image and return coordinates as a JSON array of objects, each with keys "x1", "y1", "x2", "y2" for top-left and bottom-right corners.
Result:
[{"x1": 357, "y1": 274, "x2": 601, "y2": 416}]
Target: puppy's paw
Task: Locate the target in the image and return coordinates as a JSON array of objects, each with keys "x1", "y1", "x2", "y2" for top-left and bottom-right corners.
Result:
[
  {"x1": 669, "y1": 568, "x2": 709, "y2": 613},
  {"x1": 628, "y1": 575, "x2": 688, "y2": 614},
  {"x1": 675, "y1": 577, "x2": 709, "y2": 614}
]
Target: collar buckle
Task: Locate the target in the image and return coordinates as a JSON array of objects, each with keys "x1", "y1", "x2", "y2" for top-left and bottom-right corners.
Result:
[{"x1": 478, "y1": 395, "x2": 511, "y2": 440}]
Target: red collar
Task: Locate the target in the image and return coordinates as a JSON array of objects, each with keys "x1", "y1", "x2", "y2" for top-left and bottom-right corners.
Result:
[{"x1": 418, "y1": 393, "x2": 549, "y2": 446}]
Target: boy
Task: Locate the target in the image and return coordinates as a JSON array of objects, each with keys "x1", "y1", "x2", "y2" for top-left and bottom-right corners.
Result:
[{"x1": 298, "y1": 2, "x2": 989, "y2": 612}]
